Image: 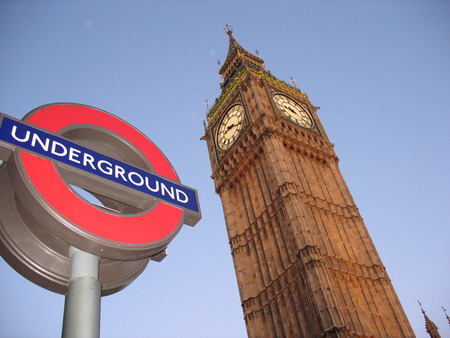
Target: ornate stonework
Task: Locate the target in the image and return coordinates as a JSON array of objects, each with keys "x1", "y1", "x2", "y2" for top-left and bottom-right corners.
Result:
[{"x1": 203, "y1": 30, "x2": 414, "y2": 337}]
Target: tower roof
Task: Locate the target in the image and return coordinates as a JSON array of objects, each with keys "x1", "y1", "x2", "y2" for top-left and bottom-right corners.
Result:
[{"x1": 219, "y1": 25, "x2": 265, "y2": 90}]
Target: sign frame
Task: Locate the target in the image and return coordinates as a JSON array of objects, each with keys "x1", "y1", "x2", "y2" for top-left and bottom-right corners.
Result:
[{"x1": 0, "y1": 103, "x2": 201, "y2": 295}]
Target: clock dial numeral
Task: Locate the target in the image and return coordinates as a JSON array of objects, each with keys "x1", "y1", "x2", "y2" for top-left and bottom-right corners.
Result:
[
  {"x1": 273, "y1": 94, "x2": 313, "y2": 129},
  {"x1": 217, "y1": 105, "x2": 245, "y2": 151}
]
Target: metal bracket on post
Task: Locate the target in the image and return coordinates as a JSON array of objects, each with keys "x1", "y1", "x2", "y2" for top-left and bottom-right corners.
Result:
[{"x1": 62, "y1": 246, "x2": 101, "y2": 338}]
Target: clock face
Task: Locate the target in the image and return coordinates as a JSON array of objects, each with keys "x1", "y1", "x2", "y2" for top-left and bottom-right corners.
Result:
[
  {"x1": 217, "y1": 104, "x2": 246, "y2": 151},
  {"x1": 273, "y1": 94, "x2": 313, "y2": 128}
]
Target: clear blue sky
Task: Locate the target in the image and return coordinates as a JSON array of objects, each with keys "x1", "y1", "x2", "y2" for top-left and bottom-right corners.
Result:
[{"x1": 1, "y1": 1, "x2": 449, "y2": 337}]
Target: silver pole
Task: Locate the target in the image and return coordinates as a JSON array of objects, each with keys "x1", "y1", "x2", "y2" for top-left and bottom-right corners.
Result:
[{"x1": 62, "y1": 246, "x2": 101, "y2": 338}]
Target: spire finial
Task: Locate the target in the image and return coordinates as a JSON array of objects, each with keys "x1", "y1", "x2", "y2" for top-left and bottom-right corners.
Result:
[
  {"x1": 418, "y1": 300, "x2": 425, "y2": 313},
  {"x1": 443, "y1": 307, "x2": 450, "y2": 325},
  {"x1": 225, "y1": 24, "x2": 233, "y2": 36}
]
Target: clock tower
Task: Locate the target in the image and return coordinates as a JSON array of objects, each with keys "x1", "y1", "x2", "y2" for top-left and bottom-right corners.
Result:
[{"x1": 203, "y1": 28, "x2": 414, "y2": 337}]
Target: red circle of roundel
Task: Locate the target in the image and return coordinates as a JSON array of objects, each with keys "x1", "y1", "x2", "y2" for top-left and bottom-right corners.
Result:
[{"x1": 20, "y1": 104, "x2": 183, "y2": 244}]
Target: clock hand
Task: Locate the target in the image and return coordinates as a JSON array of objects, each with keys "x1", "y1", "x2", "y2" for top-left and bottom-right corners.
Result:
[
  {"x1": 226, "y1": 123, "x2": 237, "y2": 131},
  {"x1": 284, "y1": 105, "x2": 298, "y2": 115},
  {"x1": 226, "y1": 122, "x2": 242, "y2": 134}
]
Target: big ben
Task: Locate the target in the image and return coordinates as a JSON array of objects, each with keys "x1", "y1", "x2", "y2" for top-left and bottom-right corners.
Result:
[{"x1": 202, "y1": 27, "x2": 414, "y2": 337}]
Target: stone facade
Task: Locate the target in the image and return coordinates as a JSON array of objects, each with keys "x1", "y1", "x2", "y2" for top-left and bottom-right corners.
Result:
[{"x1": 203, "y1": 30, "x2": 414, "y2": 338}]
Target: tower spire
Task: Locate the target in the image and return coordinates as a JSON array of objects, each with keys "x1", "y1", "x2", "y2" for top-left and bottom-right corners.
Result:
[
  {"x1": 418, "y1": 301, "x2": 442, "y2": 338},
  {"x1": 219, "y1": 25, "x2": 265, "y2": 91}
]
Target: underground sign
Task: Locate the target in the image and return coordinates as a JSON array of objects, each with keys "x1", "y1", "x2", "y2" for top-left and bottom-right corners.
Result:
[{"x1": 0, "y1": 103, "x2": 201, "y2": 295}]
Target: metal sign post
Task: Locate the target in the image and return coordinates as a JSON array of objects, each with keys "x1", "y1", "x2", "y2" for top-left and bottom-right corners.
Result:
[{"x1": 62, "y1": 247, "x2": 101, "y2": 338}]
